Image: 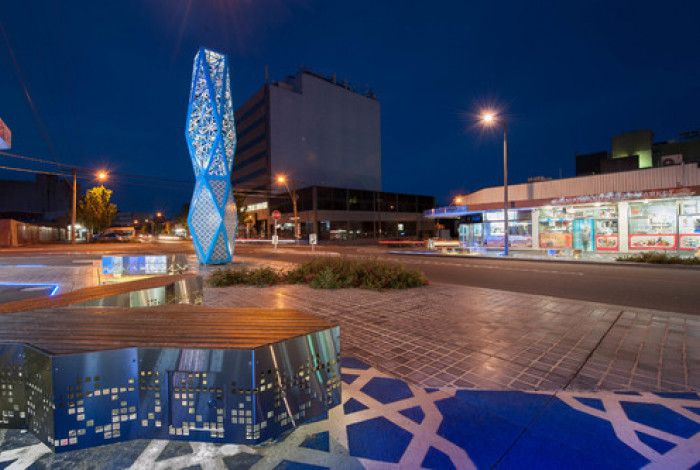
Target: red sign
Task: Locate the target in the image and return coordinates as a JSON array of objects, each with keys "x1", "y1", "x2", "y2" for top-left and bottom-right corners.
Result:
[{"x1": 271, "y1": 210, "x2": 281, "y2": 220}]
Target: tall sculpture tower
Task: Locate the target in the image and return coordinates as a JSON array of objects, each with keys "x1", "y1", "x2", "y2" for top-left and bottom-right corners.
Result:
[{"x1": 185, "y1": 48, "x2": 237, "y2": 264}]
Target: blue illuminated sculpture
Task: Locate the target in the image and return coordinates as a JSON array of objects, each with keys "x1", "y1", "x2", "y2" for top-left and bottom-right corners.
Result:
[{"x1": 185, "y1": 48, "x2": 237, "y2": 264}]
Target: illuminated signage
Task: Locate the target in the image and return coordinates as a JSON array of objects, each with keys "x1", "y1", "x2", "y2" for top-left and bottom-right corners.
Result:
[
  {"x1": 0, "y1": 118, "x2": 10, "y2": 150},
  {"x1": 551, "y1": 188, "x2": 695, "y2": 205}
]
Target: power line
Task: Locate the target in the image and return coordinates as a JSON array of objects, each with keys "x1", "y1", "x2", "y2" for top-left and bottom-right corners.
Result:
[
  {"x1": 0, "y1": 150, "x2": 87, "y2": 170},
  {"x1": 0, "y1": 164, "x2": 71, "y2": 178},
  {"x1": 0, "y1": 20, "x2": 59, "y2": 160}
]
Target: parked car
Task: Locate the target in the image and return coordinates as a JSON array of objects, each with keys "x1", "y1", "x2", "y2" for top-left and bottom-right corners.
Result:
[{"x1": 94, "y1": 232, "x2": 127, "y2": 242}]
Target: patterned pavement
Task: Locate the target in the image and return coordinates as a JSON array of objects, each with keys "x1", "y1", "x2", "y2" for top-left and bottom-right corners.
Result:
[
  {"x1": 0, "y1": 358, "x2": 697, "y2": 469},
  {"x1": 0, "y1": 264, "x2": 697, "y2": 467},
  {"x1": 205, "y1": 283, "x2": 700, "y2": 392}
]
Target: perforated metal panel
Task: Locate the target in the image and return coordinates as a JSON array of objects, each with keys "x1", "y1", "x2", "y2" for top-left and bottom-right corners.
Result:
[
  {"x1": 0, "y1": 327, "x2": 340, "y2": 453},
  {"x1": 186, "y1": 47, "x2": 238, "y2": 265}
]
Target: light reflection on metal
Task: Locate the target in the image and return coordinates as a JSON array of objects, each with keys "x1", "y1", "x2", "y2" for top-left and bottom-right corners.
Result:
[
  {"x1": 185, "y1": 47, "x2": 238, "y2": 265},
  {"x1": 74, "y1": 276, "x2": 204, "y2": 308},
  {"x1": 0, "y1": 282, "x2": 60, "y2": 296},
  {"x1": 0, "y1": 326, "x2": 340, "y2": 452}
]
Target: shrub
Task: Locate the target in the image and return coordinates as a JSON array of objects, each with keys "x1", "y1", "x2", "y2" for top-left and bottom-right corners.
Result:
[
  {"x1": 286, "y1": 257, "x2": 428, "y2": 290},
  {"x1": 209, "y1": 257, "x2": 429, "y2": 290},
  {"x1": 616, "y1": 252, "x2": 700, "y2": 265},
  {"x1": 208, "y1": 266, "x2": 282, "y2": 287}
]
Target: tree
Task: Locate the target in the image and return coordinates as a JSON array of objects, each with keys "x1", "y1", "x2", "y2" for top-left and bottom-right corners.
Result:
[{"x1": 77, "y1": 185, "x2": 117, "y2": 233}]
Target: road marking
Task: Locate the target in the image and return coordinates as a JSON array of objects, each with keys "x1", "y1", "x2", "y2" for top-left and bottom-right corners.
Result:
[{"x1": 406, "y1": 260, "x2": 585, "y2": 275}]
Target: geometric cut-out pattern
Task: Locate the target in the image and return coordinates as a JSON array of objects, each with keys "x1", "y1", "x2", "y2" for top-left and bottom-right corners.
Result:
[{"x1": 185, "y1": 47, "x2": 237, "y2": 264}]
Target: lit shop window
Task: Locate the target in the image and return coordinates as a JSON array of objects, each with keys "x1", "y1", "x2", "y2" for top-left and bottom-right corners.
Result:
[
  {"x1": 679, "y1": 198, "x2": 700, "y2": 250},
  {"x1": 628, "y1": 201, "x2": 677, "y2": 250}
]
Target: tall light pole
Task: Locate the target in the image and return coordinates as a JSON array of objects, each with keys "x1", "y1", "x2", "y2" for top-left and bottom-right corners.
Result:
[
  {"x1": 275, "y1": 174, "x2": 300, "y2": 241},
  {"x1": 479, "y1": 111, "x2": 509, "y2": 256},
  {"x1": 71, "y1": 168, "x2": 77, "y2": 243}
]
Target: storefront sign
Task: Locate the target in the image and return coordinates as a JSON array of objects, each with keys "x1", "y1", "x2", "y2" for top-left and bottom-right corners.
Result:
[
  {"x1": 595, "y1": 235, "x2": 619, "y2": 251},
  {"x1": 551, "y1": 188, "x2": 695, "y2": 206},
  {"x1": 539, "y1": 232, "x2": 572, "y2": 249},
  {"x1": 423, "y1": 206, "x2": 469, "y2": 218},
  {"x1": 679, "y1": 234, "x2": 700, "y2": 250},
  {"x1": 629, "y1": 234, "x2": 676, "y2": 250}
]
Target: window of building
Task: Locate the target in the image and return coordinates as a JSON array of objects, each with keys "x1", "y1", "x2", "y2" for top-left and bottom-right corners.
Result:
[
  {"x1": 484, "y1": 210, "x2": 532, "y2": 248},
  {"x1": 347, "y1": 190, "x2": 374, "y2": 211},
  {"x1": 679, "y1": 198, "x2": 700, "y2": 250},
  {"x1": 316, "y1": 187, "x2": 347, "y2": 211},
  {"x1": 628, "y1": 201, "x2": 677, "y2": 250}
]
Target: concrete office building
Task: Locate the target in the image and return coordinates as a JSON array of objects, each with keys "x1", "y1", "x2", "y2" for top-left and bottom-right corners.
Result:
[
  {"x1": 232, "y1": 68, "x2": 381, "y2": 196},
  {"x1": 232, "y1": 68, "x2": 433, "y2": 239}
]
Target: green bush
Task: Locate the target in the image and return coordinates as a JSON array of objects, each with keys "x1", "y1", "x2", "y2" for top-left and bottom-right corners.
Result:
[
  {"x1": 616, "y1": 251, "x2": 700, "y2": 265},
  {"x1": 209, "y1": 257, "x2": 428, "y2": 290},
  {"x1": 208, "y1": 266, "x2": 282, "y2": 287},
  {"x1": 286, "y1": 257, "x2": 428, "y2": 290}
]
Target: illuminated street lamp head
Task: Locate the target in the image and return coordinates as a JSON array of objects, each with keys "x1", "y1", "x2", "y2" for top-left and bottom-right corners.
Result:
[
  {"x1": 275, "y1": 175, "x2": 287, "y2": 185},
  {"x1": 480, "y1": 111, "x2": 497, "y2": 125},
  {"x1": 156, "y1": 212, "x2": 162, "y2": 218},
  {"x1": 96, "y1": 170, "x2": 109, "y2": 182},
  {"x1": 133, "y1": 219, "x2": 139, "y2": 224},
  {"x1": 454, "y1": 196, "x2": 463, "y2": 205}
]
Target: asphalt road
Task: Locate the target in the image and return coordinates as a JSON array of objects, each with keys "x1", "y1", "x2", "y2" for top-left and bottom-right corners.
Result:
[
  {"x1": 235, "y1": 245, "x2": 700, "y2": 315},
  {"x1": 1, "y1": 241, "x2": 698, "y2": 314}
]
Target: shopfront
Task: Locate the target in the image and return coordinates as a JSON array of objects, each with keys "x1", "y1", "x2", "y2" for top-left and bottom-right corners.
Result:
[
  {"x1": 458, "y1": 209, "x2": 532, "y2": 248},
  {"x1": 538, "y1": 204, "x2": 618, "y2": 251},
  {"x1": 455, "y1": 194, "x2": 699, "y2": 253}
]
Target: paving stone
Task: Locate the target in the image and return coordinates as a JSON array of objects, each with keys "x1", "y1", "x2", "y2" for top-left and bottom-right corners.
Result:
[{"x1": 205, "y1": 282, "x2": 698, "y2": 391}]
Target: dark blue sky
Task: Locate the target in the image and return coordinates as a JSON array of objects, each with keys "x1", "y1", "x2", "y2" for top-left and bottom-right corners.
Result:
[{"x1": 1, "y1": 1, "x2": 699, "y2": 214}]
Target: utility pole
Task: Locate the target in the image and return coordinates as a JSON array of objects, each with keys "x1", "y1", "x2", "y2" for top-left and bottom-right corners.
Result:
[
  {"x1": 503, "y1": 121, "x2": 509, "y2": 256},
  {"x1": 71, "y1": 168, "x2": 77, "y2": 243}
]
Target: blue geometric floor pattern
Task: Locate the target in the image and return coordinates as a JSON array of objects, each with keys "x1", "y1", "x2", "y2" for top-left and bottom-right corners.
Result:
[
  {"x1": 269, "y1": 359, "x2": 699, "y2": 469},
  {"x1": 0, "y1": 358, "x2": 697, "y2": 469}
]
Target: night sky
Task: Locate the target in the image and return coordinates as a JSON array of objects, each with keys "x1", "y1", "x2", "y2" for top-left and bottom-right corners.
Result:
[{"x1": 1, "y1": 1, "x2": 699, "y2": 214}]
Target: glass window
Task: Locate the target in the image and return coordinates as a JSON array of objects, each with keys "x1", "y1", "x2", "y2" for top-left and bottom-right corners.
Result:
[
  {"x1": 628, "y1": 201, "x2": 677, "y2": 250},
  {"x1": 347, "y1": 190, "x2": 374, "y2": 211},
  {"x1": 316, "y1": 187, "x2": 347, "y2": 211},
  {"x1": 396, "y1": 194, "x2": 417, "y2": 213},
  {"x1": 679, "y1": 198, "x2": 700, "y2": 250},
  {"x1": 538, "y1": 207, "x2": 573, "y2": 248}
]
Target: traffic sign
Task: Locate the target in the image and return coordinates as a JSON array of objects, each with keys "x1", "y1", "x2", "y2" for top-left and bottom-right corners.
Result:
[{"x1": 271, "y1": 210, "x2": 281, "y2": 220}]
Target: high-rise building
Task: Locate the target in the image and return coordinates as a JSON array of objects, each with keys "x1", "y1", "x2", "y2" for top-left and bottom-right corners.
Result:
[{"x1": 232, "y1": 69, "x2": 382, "y2": 198}]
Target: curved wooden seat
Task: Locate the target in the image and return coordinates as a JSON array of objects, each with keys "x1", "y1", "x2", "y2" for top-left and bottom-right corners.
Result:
[{"x1": 0, "y1": 305, "x2": 337, "y2": 354}]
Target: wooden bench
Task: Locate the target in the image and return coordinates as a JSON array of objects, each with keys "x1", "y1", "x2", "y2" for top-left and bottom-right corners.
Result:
[
  {"x1": 0, "y1": 304, "x2": 341, "y2": 452},
  {"x1": 0, "y1": 305, "x2": 336, "y2": 354}
]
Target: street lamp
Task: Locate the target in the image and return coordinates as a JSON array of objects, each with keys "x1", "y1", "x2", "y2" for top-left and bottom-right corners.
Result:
[
  {"x1": 275, "y1": 174, "x2": 300, "y2": 241},
  {"x1": 479, "y1": 110, "x2": 509, "y2": 256},
  {"x1": 453, "y1": 196, "x2": 464, "y2": 206},
  {"x1": 70, "y1": 168, "x2": 110, "y2": 244}
]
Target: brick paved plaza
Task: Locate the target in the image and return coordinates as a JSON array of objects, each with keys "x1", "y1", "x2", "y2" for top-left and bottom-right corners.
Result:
[{"x1": 206, "y1": 282, "x2": 700, "y2": 392}]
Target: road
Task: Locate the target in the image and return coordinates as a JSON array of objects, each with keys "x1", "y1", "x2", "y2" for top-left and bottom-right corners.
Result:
[
  {"x1": 0, "y1": 241, "x2": 698, "y2": 315},
  {"x1": 234, "y1": 245, "x2": 700, "y2": 315}
]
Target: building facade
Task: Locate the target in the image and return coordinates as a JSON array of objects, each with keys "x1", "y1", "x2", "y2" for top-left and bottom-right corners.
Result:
[
  {"x1": 576, "y1": 129, "x2": 700, "y2": 176},
  {"x1": 243, "y1": 186, "x2": 435, "y2": 241},
  {"x1": 232, "y1": 68, "x2": 382, "y2": 199},
  {"x1": 0, "y1": 175, "x2": 72, "y2": 223},
  {"x1": 427, "y1": 164, "x2": 700, "y2": 253}
]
